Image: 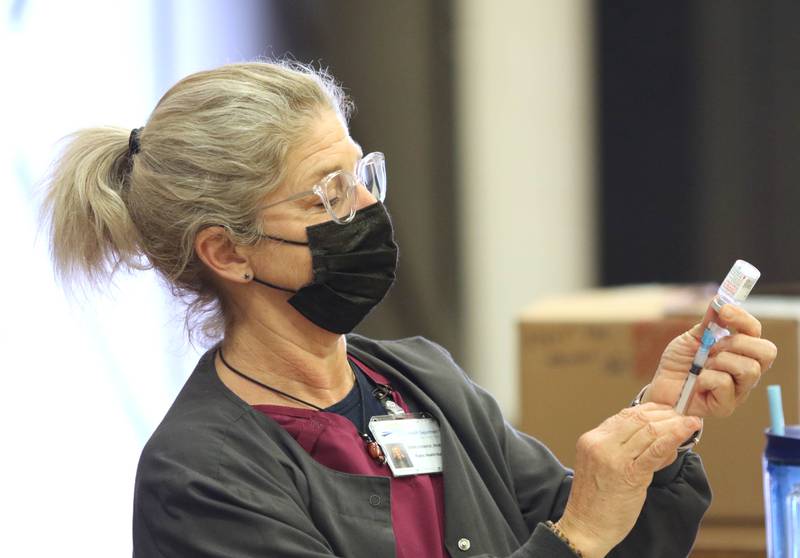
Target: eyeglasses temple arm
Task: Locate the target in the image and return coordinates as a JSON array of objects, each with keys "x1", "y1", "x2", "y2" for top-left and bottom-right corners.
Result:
[{"x1": 261, "y1": 189, "x2": 317, "y2": 210}]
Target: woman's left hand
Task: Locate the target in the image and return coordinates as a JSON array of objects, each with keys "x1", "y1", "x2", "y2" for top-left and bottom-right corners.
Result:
[{"x1": 643, "y1": 304, "x2": 778, "y2": 417}]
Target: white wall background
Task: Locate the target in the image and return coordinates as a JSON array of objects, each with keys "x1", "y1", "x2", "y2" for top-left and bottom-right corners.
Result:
[
  {"x1": 1, "y1": 1, "x2": 267, "y2": 555},
  {"x1": 455, "y1": 0, "x2": 597, "y2": 422}
]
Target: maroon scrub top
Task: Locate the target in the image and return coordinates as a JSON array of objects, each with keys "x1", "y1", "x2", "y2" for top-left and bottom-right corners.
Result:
[{"x1": 254, "y1": 356, "x2": 447, "y2": 558}]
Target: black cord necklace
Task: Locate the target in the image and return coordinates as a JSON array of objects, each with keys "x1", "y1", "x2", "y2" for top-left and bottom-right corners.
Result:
[
  {"x1": 217, "y1": 348, "x2": 386, "y2": 464},
  {"x1": 352, "y1": 362, "x2": 387, "y2": 464}
]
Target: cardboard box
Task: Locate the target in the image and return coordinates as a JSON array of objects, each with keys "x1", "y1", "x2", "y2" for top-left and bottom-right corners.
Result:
[
  {"x1": 518, "y1": 285, "x2": 799, "y2": 524},
  {"x1": 690, "y1": 523, "x2": 764, "y2": 557}
]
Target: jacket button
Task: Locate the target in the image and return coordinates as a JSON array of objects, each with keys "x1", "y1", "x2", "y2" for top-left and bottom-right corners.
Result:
[
  {"x1": 457, "y1": 538, "x2": 471, "y2": 551},
  {"x1": 369, "y1": 494, "x2": 381, "y2": 506}
]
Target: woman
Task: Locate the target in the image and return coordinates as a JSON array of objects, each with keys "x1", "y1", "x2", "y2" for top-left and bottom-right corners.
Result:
[{"x1": 44, "y1": 62, "x2": 776, "y2": 558}]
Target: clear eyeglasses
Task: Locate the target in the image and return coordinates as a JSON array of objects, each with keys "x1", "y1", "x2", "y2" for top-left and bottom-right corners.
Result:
[{"x1": 262, "y1": 151, "x2": 387, "y2": 225}]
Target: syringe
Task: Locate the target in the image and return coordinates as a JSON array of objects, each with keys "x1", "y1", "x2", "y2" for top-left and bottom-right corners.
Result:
[
  {"x1": 674, "y1": 322, "x2": 730, "y2": 414},
  {"x1": 674, "y1": 260, "x2": 761, "y2": 415}
]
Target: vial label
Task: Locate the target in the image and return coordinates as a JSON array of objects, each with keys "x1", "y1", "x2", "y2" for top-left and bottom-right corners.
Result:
[
  {"x1": 720, "y1": 262, "x2": 759, "y2": 304},
  {"x1": 734, "y1": 276, "x2": 757, "y2": 302}
]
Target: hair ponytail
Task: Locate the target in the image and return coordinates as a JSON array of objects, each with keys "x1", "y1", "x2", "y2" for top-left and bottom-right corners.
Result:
[
  {"x1": 42, "y1": 62, "x2": 351, "y2": 343},
  {"x1": 43, "y1": 126, "x2": 147, "y2": 288}
]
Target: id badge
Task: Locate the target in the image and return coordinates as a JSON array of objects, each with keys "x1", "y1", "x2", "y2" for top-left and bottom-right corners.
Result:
[{"x1": 368, "y1": 413, "x2": 443, "y2": 477}]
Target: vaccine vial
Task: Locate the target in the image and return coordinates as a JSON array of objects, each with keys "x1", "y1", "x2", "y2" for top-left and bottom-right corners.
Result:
[
  {"x1": 675, "y1": 259, "x2": 762, "y2": 415},
  {"x1": 710, "y1": 260, "x2": 761, "y2": 312}
]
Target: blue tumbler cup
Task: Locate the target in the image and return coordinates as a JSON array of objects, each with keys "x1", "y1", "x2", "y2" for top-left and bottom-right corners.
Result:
[{"x1": 764, "y1": 426, "x2": 800, "y2": 558}]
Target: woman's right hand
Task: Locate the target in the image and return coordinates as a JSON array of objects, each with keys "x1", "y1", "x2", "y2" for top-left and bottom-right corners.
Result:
[{"x1": 554, "y1": 403, "x2": 703, "y2": 558}]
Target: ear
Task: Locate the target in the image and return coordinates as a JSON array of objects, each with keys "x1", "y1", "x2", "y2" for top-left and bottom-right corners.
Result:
[{"x1": 194, "y1": 226, "x2": 252, "y2": 284}]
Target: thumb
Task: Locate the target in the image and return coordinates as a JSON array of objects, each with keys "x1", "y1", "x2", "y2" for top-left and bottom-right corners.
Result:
[
  {"x1": 699, "y1": 305, "x2": 716, "y2": 330},
  {"x1": 688, "y1": 305, "x2": 718, "y2": 340}
]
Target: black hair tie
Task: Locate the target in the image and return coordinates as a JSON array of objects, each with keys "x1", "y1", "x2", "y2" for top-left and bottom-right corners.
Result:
[{"x1": 128, "y1": 127, "x2": 143, "y2": 155}]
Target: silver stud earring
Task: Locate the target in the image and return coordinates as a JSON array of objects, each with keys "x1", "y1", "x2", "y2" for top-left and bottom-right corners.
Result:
[{"x1": 243, "y1": 273, "x2": 251, "y2": 280}]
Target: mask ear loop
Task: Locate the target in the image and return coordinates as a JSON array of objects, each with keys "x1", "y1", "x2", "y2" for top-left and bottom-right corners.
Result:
[
  {"x1": 252, "y1": 180, "x2": 365, "y2": 293},
  {"x1": 251, "y1": 276, "x2": 297, "y2": 293},
  {"x1": 251, "y1": 234, "x2": 308, "y2": 292}
]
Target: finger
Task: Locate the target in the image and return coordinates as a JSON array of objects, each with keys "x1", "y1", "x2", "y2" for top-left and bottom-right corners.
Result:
[
  {"x1": 681, "y1": 309, "x2": 714, "y2": 342},
  {"x1": 629, "y1": 416, "x2": 702, "y2": 475},
  {"x1": 617, "y1": 407, "x2": 688, "y2": 445},
  {"x1": 699, "y1": 305, "x2": 717, "y2": 331},
  {"x1": 716, "y1": 305, "x2": 762, "y2": 337},
  {"x1": 622, "y1": 414, "x2": 700, "y2": 459},
  {"x1": 691, "y1": 369, "x2": 737, "y2": 417},
  {"x1": 704, "y1": 351, "x2": 762, "y2": 397},
  {"x1": 712, "y1": 334, "x2": 778, "y2": 373},
  {"x1": 597, "y1": 403, "x2": 674, "y2": 443}
]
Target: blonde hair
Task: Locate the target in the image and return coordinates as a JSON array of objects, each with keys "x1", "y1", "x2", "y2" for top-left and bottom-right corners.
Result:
[{"x1": 43, "y1": 61, "x2": 352, "y2": 343}]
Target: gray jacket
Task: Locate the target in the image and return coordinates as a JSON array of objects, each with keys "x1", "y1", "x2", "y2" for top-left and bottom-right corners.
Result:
[{"x1": 133, "y1": 335, "x2": 711, "y2": 557}]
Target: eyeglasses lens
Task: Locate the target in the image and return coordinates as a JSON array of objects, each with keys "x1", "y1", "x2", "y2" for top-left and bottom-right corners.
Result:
[
  {"x1": 326, "y1": 174, "x2": 357, "y2": 220},
  {"x1": 359, "y1": 159, "x2": 386, "y2": 202}
]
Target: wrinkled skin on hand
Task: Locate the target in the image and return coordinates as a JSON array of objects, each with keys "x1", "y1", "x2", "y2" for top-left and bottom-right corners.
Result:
[
  {"x1": 557, "y1": 403, "x2": 702, "y2": 558},
  {"x1": 644, "y1": 304, "x2": 777, "y2": 417},
  {"x1": 555, "y1": 303, "x2": 777, "y2": 557}
]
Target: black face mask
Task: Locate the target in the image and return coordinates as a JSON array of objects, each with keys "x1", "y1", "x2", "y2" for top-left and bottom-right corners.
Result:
[{"x1": 252, "y1": 202, "x2": 399, "y2": 334}]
